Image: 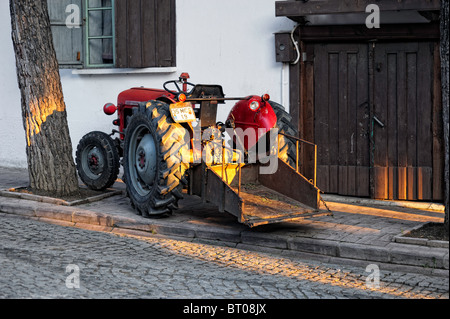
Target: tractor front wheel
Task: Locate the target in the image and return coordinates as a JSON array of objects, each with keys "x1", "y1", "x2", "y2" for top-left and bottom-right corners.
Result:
[{"x1": 76, "y1": 131, "x2": 120, "y2": 191}]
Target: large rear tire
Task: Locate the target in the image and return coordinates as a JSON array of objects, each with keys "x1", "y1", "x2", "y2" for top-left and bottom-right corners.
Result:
[
  {"x1": 123, "y1": 101, "x2": 190, "y2": 217},
  {"x1": 76, "y1": 131, "x2": 120, "y2": 191},
  {"x1": 270, "y1": 101, "x2": 299, "y2": 167}
]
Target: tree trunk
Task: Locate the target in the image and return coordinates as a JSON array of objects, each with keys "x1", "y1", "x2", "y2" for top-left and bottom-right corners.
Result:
[
  {"x1": 441, "y1": 0, "x2": 449, "y2": 232},
  {"x1": 10, "y1": 0, "x2": 79, "y2": 197}
]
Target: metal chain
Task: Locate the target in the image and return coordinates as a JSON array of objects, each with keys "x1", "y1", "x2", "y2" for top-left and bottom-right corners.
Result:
[{"x1": 319, "y1": 194, "x2": 333, "y2": 216}]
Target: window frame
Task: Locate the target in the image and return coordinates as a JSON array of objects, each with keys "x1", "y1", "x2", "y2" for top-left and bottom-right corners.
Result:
[{"x1": 84, "y1": 0, "x2": 116, "y2": 68}]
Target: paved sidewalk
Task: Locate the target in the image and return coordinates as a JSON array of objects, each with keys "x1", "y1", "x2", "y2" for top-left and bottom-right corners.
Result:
[{"x1": 0, "y1": 166, "x2": 448, "y2": 277}]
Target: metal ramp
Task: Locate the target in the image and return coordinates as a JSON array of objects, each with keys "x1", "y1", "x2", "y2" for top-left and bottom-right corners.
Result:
[
  {"x1": 189, "y1": 151, "x2": 331, "y2": 227},
  {"x1": 235, "y1": 183, "x2": 325, "y2": 227}
]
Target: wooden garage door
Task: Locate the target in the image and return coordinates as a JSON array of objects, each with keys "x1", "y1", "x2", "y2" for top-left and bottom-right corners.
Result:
[
  {"x1": 373, "y1": 42, "x2": 438, "y2": 200},
  {"x1": 314, "y1": 42, "x2": 442, "y2": 201},
  {"x1": 314, "y1": 43, "x2": 371, "y2": 197}
]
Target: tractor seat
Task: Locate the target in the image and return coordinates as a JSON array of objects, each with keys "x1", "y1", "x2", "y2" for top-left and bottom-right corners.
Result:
[{"x1": 189, "y1": 85, "x2": 226, "y2": 104}]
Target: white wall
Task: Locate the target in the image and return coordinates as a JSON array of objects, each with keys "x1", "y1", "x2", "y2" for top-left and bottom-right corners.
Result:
[
  {"x1": 0, "y1": 0, "x2": 26, "y2": 168},
  {"x1": 0, "y1": 0, "x2": 295, "y2": 169}
]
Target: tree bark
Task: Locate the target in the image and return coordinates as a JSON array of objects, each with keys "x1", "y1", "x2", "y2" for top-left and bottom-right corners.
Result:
[
  {"x1": 441, "y1": 0, "x2": 449, "y2": 232},
  {"x1": 10, "y1": 0, "x2": 79, "y2": 197}
]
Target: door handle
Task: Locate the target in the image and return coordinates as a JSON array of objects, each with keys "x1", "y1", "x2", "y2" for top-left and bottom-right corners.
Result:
[{"x1": 373, "y1": 115, "x2": 385, "y2": 128}]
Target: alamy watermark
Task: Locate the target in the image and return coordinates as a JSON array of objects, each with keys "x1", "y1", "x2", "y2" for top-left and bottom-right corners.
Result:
[
  {"x1": 366, "y1": 4, "x2": 381, "y2": 29},
  {"x1": 365, "y1": 264, "x2": 381, "y2": 289},
  {"x1": 64, "y1": 4, "x2": 381, "y2": 29},
  {"x1": 65, "y1": 4, "x2": 80, "y2": 29},
  {"x1": 65, "y1": 264, "x2": 80, "y2": 289},
  {"x1": 170, "y1": 122, "x2": 282, "y2": 175}
]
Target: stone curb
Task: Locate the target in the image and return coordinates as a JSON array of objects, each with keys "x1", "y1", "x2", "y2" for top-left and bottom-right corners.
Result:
[
  {"x1": 0, "y1": 188, "x2": 123, "y2": 206},
  {"x1": 322, "y1": 194, "x2": 445, "y2": 212},
  {"x1": 393, "y1": 223, "x2": 449, "y2": 249},
  {"x1": 0, "y1": 196, "x2": 448, "y2": 276}
]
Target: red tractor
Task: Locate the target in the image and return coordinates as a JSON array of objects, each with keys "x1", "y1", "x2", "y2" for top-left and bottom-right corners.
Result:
[{"x1": 76, "y1": 73, "x2": 327, "y2": 227}]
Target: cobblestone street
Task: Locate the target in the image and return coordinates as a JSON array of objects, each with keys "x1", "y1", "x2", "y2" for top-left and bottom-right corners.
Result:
[{"x1": 0, "y1": 213, "x2": 448, "y2": 301}]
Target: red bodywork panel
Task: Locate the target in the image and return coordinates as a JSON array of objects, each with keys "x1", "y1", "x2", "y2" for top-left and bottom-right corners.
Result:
[
  {"x1": 117, "y1": 87, "x2": 175, "y2": 106},
  {"x1": 116, "y1": 88, "x2": 176, "y2": 138},
  {"x1": 227, "y1": 96, "x2": 277, "y2": 150},
  {"x1": 112, "y1": 87, "x2": 276, "y2": 151}
]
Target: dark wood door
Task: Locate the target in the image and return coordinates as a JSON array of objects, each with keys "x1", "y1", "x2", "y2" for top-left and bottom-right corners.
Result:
[
  {"x1": 314, "y1": 43, "x2": 371, "y2": 197},
  {"x1": 313, "y1": 42, "x2": 442, "y2": 201},
  {"x1": 373, "y1": 42, "x2": 437, "y2": 200}
]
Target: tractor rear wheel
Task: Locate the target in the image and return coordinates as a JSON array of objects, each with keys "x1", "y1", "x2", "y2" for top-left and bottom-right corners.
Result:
[
  {"x1": 76, "y1": 131, "x2": 120, "y2": 191},
  {"x1": 270, "y1": 101, "x2": 299, "y2": 167},
  {"x1": 123, "y1": 101, "x2": 190, "y2": 217}
]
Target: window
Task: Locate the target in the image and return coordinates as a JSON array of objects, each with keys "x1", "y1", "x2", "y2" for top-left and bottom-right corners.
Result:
[
  {"x1": 48, "y1": 0, "x2": 176, "y2": 69},
  {"x1": 85, "y1": 0, "x2": 115, "y2": 67}
]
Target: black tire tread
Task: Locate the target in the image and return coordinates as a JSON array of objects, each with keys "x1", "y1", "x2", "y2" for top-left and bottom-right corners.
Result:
[
  {"x1": 124, "y1": 101, "x2": 189, "y2": 217},
  {"x1": 75, "y1": 131, "x2": 120, "y2": 191},
  {"x1": 270, "y1": 101, "x2": 299, "y2": 167}
]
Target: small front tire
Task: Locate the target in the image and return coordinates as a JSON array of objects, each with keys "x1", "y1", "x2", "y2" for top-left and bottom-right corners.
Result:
[{"x1": 76, "y1": 131, "x2": 120, "y2": 191}]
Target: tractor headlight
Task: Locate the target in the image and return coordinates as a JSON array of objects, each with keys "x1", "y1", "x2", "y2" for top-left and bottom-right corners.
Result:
[
  {"x1": 104, "y1": 103, "x2": 117, "y2": 116},
  {"x1": 249, "y1": 100, "x2": 260, "y2": 111}
]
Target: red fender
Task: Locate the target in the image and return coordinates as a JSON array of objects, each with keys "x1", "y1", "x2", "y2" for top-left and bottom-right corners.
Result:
[{"x1": 113, "y1": 88, "x2": 176, "y2": 139}]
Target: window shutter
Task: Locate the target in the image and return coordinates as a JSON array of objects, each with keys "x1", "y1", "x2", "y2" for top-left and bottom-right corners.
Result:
[
  {"x1": 115, "y1": 0, "x2": 176, "y2": 68},
  {"x1": 47, "y1": 0, "x2": 83, "y2": 68}
]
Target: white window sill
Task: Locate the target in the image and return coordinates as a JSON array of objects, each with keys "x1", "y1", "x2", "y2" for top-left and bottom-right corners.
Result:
[{"x1": 72, "y1": 67, "x2": 177, "y2": 75}]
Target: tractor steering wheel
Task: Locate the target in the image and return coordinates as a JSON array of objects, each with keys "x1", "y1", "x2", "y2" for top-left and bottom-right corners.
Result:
[{"x1": 163, "y1": 80, "x2": 195, "y2": 96}]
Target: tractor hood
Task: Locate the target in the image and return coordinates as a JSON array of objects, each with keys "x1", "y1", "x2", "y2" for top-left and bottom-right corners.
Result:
[{"x1": 117, "y1": 87, "x2": 175, "y2": 105}]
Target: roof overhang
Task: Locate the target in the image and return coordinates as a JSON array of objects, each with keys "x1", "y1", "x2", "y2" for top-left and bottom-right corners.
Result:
[{"x1": 276, "y1": 0, "x2": 441, "y2": 23}]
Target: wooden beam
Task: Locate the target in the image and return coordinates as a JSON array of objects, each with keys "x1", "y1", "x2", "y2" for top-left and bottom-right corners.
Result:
[
  {"x1": 297, "y1": 23, "x2": 440, "y2": 42},
  {"x1": 276, "y1": 0, "x2": 441, "y2": 17}
]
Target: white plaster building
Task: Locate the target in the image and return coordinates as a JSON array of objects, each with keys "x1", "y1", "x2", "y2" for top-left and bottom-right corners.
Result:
[{"x1": 0, "y1": 0, "x2": 295, "y2": 168}]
